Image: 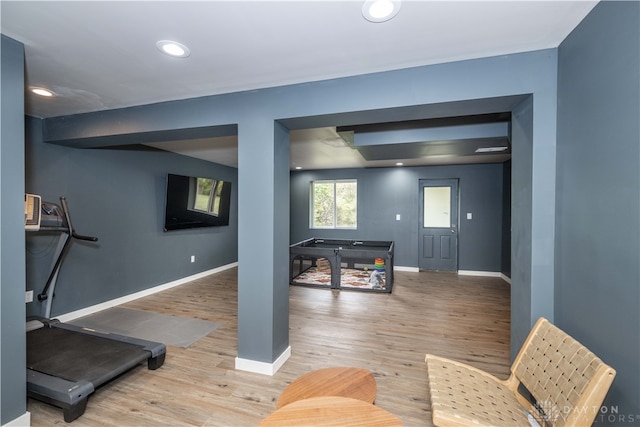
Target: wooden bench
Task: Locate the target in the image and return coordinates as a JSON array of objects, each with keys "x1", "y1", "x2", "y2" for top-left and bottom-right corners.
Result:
[{"x1": 425, "y1": 317, "x2": 616, "y2": 426}]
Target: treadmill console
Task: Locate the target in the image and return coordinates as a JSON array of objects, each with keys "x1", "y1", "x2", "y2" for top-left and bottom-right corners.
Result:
[
  {"x1": 25, "y1": 194, "x2": 66, "y2": 230},
  {"x1": 25, "y1": 193, "x2": 42, "y2": 231}
]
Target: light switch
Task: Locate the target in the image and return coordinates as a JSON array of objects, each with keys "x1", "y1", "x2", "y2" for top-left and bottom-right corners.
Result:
[
  {"x1": 467, "y1": 212, "x2": 473, "y2": 220},
  {"x1": 396, "y1": 214, "x2": 401, "y2": 221}
]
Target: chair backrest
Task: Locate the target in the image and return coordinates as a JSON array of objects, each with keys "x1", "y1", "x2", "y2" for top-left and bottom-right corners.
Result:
[{"x1": 511, "y1": 318, "x2": 616, "y2": 427}]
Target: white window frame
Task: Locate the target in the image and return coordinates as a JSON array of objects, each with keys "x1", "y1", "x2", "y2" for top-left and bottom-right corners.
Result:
[{"x1": 310, "y1": 179, "x2": 358, "y2": 229}]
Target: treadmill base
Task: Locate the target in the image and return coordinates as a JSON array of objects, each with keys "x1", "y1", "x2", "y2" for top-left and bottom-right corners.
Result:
[{"x1": 27, "y1": 319, "x2": 166, "y2": 422}]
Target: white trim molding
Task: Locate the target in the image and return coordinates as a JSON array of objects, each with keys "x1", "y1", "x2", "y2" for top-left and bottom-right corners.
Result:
[
  {"x1": 394, "y1": 265, "x2": 419, "y2": 273},
  {"x1": 235, "y1": 346, "x2": 291, "y2": 376},
  {"x1": 56, "y1": 262, "x2": 238, "y2": 322},
  {"x1": 458, "y1": 270, "x2": 511, "y2": 284},
  {"x1": 458, "y1": 270, "x2": 502, "y2": 277},
  {"x1": 3, "y1": 411, "x2": 30, "y2": 427}
]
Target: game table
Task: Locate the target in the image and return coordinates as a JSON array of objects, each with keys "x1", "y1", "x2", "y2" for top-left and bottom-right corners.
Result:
[{"x1": 289, "y1": 238, "x2": 394, "y2": 293}]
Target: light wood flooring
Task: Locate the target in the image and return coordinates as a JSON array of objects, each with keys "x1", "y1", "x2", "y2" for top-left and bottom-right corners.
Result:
[{"x1": 27, "y1": 268, "x2": 511, "y2": 426}]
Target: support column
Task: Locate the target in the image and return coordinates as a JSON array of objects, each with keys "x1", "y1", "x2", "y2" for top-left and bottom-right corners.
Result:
[
  {"x1": 510, "y1": 71, "x2": 558, "y2": 360},
  {"x1": 235, "y1": 118, "x2": 290, "y2": 375},
  {"x1": 1, "y1": 35, "x2": 28, "y2": 425}
]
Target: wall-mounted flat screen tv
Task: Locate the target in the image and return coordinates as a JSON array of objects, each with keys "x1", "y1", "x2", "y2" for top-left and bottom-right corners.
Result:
[{"x1": 163, "y1": 173, "x2": 232, "y2": 231}]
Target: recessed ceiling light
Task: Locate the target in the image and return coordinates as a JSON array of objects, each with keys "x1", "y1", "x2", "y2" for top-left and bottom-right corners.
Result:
[
  {"x1": 31, "y1": 87, "x2": 55, "y2": 97},
  {"x1": 362, "y1": 0, "x2": 401, "y2": 23},
  {"x1": 156, "y1": 40, "x2": 191, "y2": 58},
  {"x1": 475, "y1": 146, "x2": 509, "y2": 153},
  {"x1": 395, "y1": 162, "x2": 404, "y2": 166},
  {"x1": 295, "y1": 166, "x2": 303, "y2": 170}
]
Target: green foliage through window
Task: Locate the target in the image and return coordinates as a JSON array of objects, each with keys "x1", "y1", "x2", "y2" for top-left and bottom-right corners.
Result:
[{"x1": 311, "y1": 180, "x2": 357, "y2": 228}]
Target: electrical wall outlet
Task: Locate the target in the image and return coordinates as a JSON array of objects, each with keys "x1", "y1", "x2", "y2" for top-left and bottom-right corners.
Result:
[
  {"x1": 26, "y1": 290, "x2": 34, "y2": 303},
  {"x1": 190, "y1": 255, "x2": 195, "y2": 263}
]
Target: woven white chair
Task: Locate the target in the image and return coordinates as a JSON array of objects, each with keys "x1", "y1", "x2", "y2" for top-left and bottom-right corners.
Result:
[{"x1": 425, "y1": 317, "x2": 616, "y2": 427}]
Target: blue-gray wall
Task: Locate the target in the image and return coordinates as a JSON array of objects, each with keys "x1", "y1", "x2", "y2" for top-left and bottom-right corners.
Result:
[
  {"x1": 25, "y1": 116, "x2": 238, "y2": 317},
  {"x1": 556, "y1": 1, "x2": 640, "y2": 422},
  {"x1": 1, "y1": 34, "x2": 27, "y2": 425},
  {"x1": 36, "y1": 48, "x2": 558, "y2": 367},
  {"x1": 290, "y1": 163, "x2": 506, "y2": 272},
  {"x1": 236, "y1": 118, "x2": 290, "y2": 363},
  {"x1": 501, "y1": 160, "x2": 511, "y2": 276},
  {"x1": 511, "y1": 96, "x2": 534, "y2": 357},
  {"x1": 9, "y1": 9, "x2": 638, "y2": 417}
]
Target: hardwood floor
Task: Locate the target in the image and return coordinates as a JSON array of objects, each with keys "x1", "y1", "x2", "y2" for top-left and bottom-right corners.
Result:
[{"x1": 27, "y1": 268, "x2": 511, "y2": 426}]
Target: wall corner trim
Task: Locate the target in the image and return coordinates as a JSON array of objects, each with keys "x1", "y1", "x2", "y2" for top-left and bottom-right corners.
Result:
[
  {"x1": 235, "y1": 346, "x2": 292, "y2": 376},
  {"x1": 500, "y1": 273, "x2": 512, "y2": 284},
  {"x1": 3, "y1": 411, "x2": 31, "y2": 427}
]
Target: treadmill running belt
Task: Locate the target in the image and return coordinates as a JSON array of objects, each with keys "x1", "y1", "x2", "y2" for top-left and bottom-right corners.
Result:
[{"x1": 28, "y1": 327, "x2": 150, "y2": 386}]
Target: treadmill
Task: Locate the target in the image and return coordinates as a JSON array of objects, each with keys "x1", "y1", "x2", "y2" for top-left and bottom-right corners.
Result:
[{"x1": 25, "y1": 194, "x2": 166, "y2": 422}]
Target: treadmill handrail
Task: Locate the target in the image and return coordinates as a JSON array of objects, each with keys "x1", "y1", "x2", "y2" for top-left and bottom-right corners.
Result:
[
  {"x1": 36, "y1": 197, "x2": 98, "y2": 307},
  {"x1": 73, "y1": 233, "x2": 99, "y2": 242},
  {"x1": 60, "y1": 197, "x2": 98, "y2": 242}
]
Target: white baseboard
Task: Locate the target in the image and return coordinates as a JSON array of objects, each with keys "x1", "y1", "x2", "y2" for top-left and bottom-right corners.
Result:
[
  {"x1": 3, "y1": 411, "x2": 30, "y2": 427},
  {"x1": 458, "y1": 270, "x2": 511, "y2": 284},
  {"x1": 56, "y1": 262, "x2": 238, "y2": 322},
  {"x1": 394, "y1": 265, "x2": 419, "y2": 272},
  {"x1": 394, "y1": 267, "x2": 510, "y2": 280},
  {"x1": 458, "y1": 270, "x2": 502, "y2": 277},
  {"x1": 235, "y1": 345, "x2": 291, "y2": 376}
]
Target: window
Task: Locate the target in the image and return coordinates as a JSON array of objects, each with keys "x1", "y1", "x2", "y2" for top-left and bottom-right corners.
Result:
[
  {"x1": 311, "y1": 179, "x2": 357, "y2": 229},
  {"x1": 423, "y1": 186, "x2": 451, "y2": 228}
]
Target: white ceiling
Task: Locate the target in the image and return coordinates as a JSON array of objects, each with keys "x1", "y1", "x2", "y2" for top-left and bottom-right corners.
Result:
[{"x1": 1, "y1": 0, "x2": 598, "y2": 169}]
